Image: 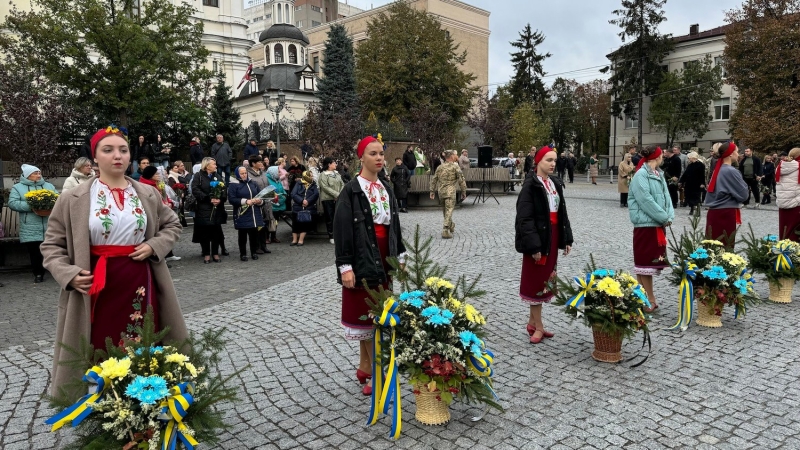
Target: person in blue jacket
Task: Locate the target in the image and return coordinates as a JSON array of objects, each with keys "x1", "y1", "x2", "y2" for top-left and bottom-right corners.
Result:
[
  {"x1": 8, "y1": 164, "x2": 59, "y2": 283},
  {"x1": 290, "y1": 171, "x2": 319, "y2": 246},
  {"x1": 628, "y1": 145, "x2": 675, "y2": 312},
  {"x1": 229, "y1": 166, "x2": 265, "y2": 261}
]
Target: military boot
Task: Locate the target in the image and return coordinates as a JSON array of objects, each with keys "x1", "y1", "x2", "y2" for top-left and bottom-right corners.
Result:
[
  {"x1": 449, "y1": 221, "x2": 455, "y2": 233},
  {"x1": 442, "y1": 228, "x2": 453, "y2": 239}
]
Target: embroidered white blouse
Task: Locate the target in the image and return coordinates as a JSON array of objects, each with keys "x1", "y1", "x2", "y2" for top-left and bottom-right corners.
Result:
[
  {"x1": 89, "y1": 179, "x2": 148, "y2": 246},
  {"x1": 339, "y1": 176, "x2": 405, "y2": 275},
  {"x1": 537, "y1": 176, "x2": 560, "y2": 213}
]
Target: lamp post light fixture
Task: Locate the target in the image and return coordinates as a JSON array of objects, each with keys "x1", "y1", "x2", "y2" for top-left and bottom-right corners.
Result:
[{"x1": 263, "y1": 89, "x2": 287, "y2": 155}]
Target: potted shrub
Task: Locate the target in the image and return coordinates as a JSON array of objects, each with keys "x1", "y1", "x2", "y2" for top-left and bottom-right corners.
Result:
[{"x1": 742, "y1": 227, "x2": 800, "y2": 304}]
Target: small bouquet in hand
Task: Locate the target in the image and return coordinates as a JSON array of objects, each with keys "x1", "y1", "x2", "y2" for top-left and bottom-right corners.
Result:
[
  {"x1": 209, "y1": 181, "x2": 225, "y2": 199},
  {"x1": 239, "y1": 186, "x2": 276, "y2": 214}
]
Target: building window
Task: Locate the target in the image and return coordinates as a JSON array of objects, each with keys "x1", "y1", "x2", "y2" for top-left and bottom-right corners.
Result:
[
  {"x1": 312, "y1": 20, "x2": 321, "y2": 27},
  {"x1": 311, "y1": 5, "x2": 321, "y2": 12},
  {"x1": 295, "y1": 5, "x2": 302, "y2": 10},
  {"x1": 212, "y1": 60, "x2": 218, "y2": 73},
  {"x1": 203, "y1": 0, "x2": 218, "y2": 7},
  {"x1": 683, "y1": 60, "x2": 698, "y2": 69},
  {"x1": 265, "y1": 45, "x2": 270, "y2": 65},
  {"x1": 275, "y1": 43, "x2": 284, "y2": 64},
  {"x1": 661, "y1": 64, "x2": 669, "y2": 72},
  {"x1": 714, "y1": 98, "x2": 731, "y2": 121},
  {"x1": 288, "y1": 44, "x2": 297, "y2": 64},
  {"x1": 285, "y1": 4, "x2": 289, "y2": 22},
  {"x1": 265, "y1": 13, "x2": 271, "y2": 19},
  {"x1": 301, "y1": 48, "x2": 305, "y2": 65},
  {"x1": 714, "y1": 56, "x2": 727, "y2": 78},
  {"x1": 313, "y1": 55, "x2": 319, "y2": 73},
  {"x1": 445, "y1": 30, "x2": 450, "y2": 39},
  {"x1": 277, "y1": 5, "x2": 282, "y2": 22},
  {"x1": 296, "y1": 20, "x2": 304, "y2": 27},
  {"x1": 624, "y1": 111, "x2": 638, "y2": 129}
]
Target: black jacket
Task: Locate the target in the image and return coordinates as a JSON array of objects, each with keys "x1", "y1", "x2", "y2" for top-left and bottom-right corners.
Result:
[
  {"x1": 762, "y1": 161, "x2": 776, "y2": 183},
  {"x1": 402, "y1": 150, "x2": 417, "y2": 172},
  {"x1": 390, "y1": 165, "x2": 411, "y2": 199},
  {"x1": 662, "y1": 155, "x2": 682, "y2": 179},
  {"x1": 515, "y1": 175, "x2": 573, "y2": 255},
  {"x1": 334, "y1": 178, "x2": 406, "y2": 286},
  {"x1": 189, "y1": 142, "x2": 204, "y2": 166},
  {"x1": 565, "y1": 156, "x2": 577, "y2": 170},
  {"x1": 132, "y1": 142, "x2": 153, "y2": 163},
  {"x1": 738, "y1": 155, "x2": 763, "y2": 179},
  {"x1": 679, "y1": 161, "x2": 706, "y2": 193},
  {"x1": 153, "y1": 141, "x2": 169, "y2": 163},
  {"x1": 524, "y1": 154, "x2": 534, "y2": 174},
  {"x1": 191, "y1": 170, "x2": 228, "y2": 226},
  {"x1": 291, "y1": 182, "x2": 319, "y2": 214},
  {"x1": 556, "y1": 155, "x2": 567, "y2": 172}
]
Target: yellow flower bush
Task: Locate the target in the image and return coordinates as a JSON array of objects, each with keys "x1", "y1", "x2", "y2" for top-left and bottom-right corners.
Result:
[
  {"x1": 596, "y1": 277, "x2": 623, "y2": 298},
  {"x1": 24, "y1": 189, "x2": 59, "y2": 210},
  {"x1": 721, "y1": 252, "x2": 746, "y2": 268},
  {"x1": 100, "y1": 357, "x2": 131, "y2": 380},
  {"x1": 424, "y1": 277, "x2": 454, "y2": 291},
  {"x1": 166, "y1": 353, "x2": 189, "y2": 364},
  {"x1": 464, "y1": 304, "x2": 486, "y2": 325}
]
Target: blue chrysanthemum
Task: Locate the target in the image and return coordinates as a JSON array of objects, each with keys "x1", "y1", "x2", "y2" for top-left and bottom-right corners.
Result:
[
  {"x1": 733, "y1": 278, "x2": 749, "y2": 294},
  {"x1": 441, "y1": 310, "x2": 454, "y2": 320},
  {"x1": 702, "y1": 265, "x2": 728, "y2": 280},
  {"x1": 124, "y1": 375, "x2": 169, "y2": 405},
  {"x1": 470, "y1": 343, "x2": 483, "y2": 358},
  {"x1": 407, "y1": 298, "x2": 424, "y2": 308},
  {"x1": 399, "y1": 292, "x2": 411, "y2": 301},
  {"x1": 426, "y1": 314, "x2": 451, "y2": 326},
  {"x1": 409, "y1": 290, "x2": 426, "y2": 298},
  {"x1": 459, "y1": 330, "x2": 477, "y2": 348},
  {"x1": 134, "y1": 346, "x2": 165, "y2": 356},
  {"x1": 690, "y1": 248, "x2": 709, "y2": 259},
  {"x1": 209, "y1": 181, "x2": 219, "y2": 188},
  {"x1": 421, "y1": 306, "x2": 441, "y2": 318},
  {"x1": 765, "y1": 235, "x2": 779, "y2": 242},
  {"x1": 592, "y1": 269, "x2": 615, "y2": 277}
]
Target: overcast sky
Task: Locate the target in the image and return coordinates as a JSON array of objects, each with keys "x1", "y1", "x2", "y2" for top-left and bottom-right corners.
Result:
[{"x1": 342, "y1": 0, "x2": 743, "y2": 90}]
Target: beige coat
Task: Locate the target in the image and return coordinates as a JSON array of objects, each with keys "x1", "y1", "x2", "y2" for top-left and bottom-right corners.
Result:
[
  {"x1": 618, "y1": 160, "x2": 635, "y2": 193},
  {"x1": 41, "y1": 177, "x2": 189, "y2": 400}
]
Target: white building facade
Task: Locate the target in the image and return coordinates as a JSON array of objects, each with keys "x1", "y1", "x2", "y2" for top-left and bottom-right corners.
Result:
[{"x1": 608, "y1": 24, "x2": 736, "y2": 163}]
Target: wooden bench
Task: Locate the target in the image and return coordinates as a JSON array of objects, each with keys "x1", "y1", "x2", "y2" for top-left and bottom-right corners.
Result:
[
  {"x1": 0, "y1": 206, "x2": 26, "y2": 267},
  {"x1": 0, "y1": 207, "x2": 20, "y2": 243}
]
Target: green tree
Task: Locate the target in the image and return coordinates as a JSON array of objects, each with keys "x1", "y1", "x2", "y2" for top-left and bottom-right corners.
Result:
[
  {"x1": 507, "y1": 104, "x2": 551, "y2": 155},
  {"x1": 546, "y1": 78, "x2": 579, "y2": 153},
  {"x1": 647, "y1": 56, "x2": 723, "y2": 148},
  {"x1": 574, "y1": 79, "x2": 612, "y2": 155},
  {"x1": 725, "y1": 0, "x2": 800, "y2": 152},
  {"x1": 209, "y1": 71, "x2": 243, "y2": 153},
  {"x1": 508, "y1": 24, "x2": 551, "y2": 107},
  {"x1": 354, "y1": 1, "x2": 476, "y2": 127},
  {"x1": 1, "y1": 0, "x2": 211, "y2": 128},
  {"x1": 602, "y1": 0, "x2": 674, "y2": 147},
  {"x1": 466, "y1": 89, "x2": 512, "y2": 152}
]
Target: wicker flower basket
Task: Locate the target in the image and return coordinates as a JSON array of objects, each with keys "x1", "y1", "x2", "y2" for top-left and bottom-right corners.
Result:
[
  {"x1": 32, "y1": 209, "x2": 52, "y2": 217},
  {"x1": 696, "y1": 302, "x2": 723, "y2": 328},
  {"x1": 591, "y1": 326, "x2": 622, "y2": 363},
  {"x1": 768, "y1": 278, "x2": 794, "y2": 304},
  {"x1": 413, "y1": 385, "x2": 450, "y2": 426}
]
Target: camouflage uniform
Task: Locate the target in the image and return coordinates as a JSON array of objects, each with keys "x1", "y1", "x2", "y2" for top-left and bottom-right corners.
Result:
[{"x1": 430, "y1": 161, "x2": 467, "y2": 238}]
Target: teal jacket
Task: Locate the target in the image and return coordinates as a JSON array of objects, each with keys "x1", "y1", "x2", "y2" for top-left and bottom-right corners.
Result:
[
  {"x1": 8, "y1": 177, "x2": 59, "y2": 243},
  {"x1": 628, "y1": 165, "x2": 674, "y2": 228}
]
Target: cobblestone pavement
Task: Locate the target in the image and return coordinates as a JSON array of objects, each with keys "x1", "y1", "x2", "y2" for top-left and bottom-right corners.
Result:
[{"x1": 1, "y1": 181, "x2": 798, "y2": 449}]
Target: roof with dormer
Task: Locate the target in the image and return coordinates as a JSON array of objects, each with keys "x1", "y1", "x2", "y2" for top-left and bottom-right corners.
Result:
[{"x1": 259, "y1": 23, "x2": 310, "y2": 45}]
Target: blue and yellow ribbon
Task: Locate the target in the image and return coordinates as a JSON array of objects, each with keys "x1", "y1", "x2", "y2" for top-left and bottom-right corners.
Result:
[
  {"x1": 45, "y1": 366, "x2": 108, "y2": 431},
  {"x1": 566, "y1": 274, "x2": 595, "y2": 309},
  {"x1": 632, "y1": 284, "x2": 651, "y2": 309},
  {"x1": 159, "y1": 382, "x2": 198, "y2": 450},
  {"x1": 669, "y1": 262, "x2": 696, "y2": 331},
  {"x1": 366, "y1": 298, "x2": 402, "y2": 440},
  {"x1": 468, "y1": 347, "x2": 499, "y2": 400},
  {"x1": 772, "y1": 242, "x2": 795, "y2": 272}
]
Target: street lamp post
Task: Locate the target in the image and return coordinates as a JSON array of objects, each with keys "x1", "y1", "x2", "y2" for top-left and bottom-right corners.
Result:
[{"x1": 262, "y1": 90, "x2": 286, "y2": 156}]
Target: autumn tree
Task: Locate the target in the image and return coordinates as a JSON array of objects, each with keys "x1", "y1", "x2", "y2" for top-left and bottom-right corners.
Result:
[
  {"x1": 507, "y1": 104, "x2": 551, "y2": 155},
  {"x1": 545, "y1": 78, "x2": 579, "y2": 153},
  {"x1": 2, "y1": 0, "x2": 212, "y2": 128},
  {"x1": 602, "y1": 0, "x2": 674, "y2": 146},
  {"x1": 724, "y1": 0, "x2": 800, "y2": 152},
  {"x1": 406, "y1": 101, "x2": 458, "y2": 161},
  {"x1": 648, "y1": 55, "x2": 723, "y2": 148},
  {"x1": 355, "y1": 1, "x2": 475, "y2": 128},
  {"x1": 574, "y1": 79, "x2": 612, "y2": 155},
  {"x1": 466, "y1": 89, "x2": 512, "y2": 152},
  {"x1": 508, "y1": 24, "x2": 551, "y2": 108}
]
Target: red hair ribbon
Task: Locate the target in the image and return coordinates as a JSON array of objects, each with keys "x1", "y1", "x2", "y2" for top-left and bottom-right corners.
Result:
[
  {"x1": 635, "y1": 146, "x2": 663, "y2": 172},
  {"x1": 534, "y1": 146, "x2": 553, "y2": 166},
  {"x1": 90, "y1": 125, "x2": 128, "y2": 158},
  {"x1": 357, "y1": 136, "x2": 378, "y2": 159},
  {"x1": 707, "y1": 142, "x2": 737, "y2": 193}
]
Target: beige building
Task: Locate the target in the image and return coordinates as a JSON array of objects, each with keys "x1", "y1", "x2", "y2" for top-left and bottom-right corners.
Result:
[
  {"x1": 608, "y1": 23, "x2": 736, "y2": 163},
  {"x1": 244, "y1": 0, "x2": 364, "y2": 42}
]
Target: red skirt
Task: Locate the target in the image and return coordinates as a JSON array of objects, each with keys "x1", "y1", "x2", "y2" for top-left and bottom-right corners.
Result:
[
  {"x1": 706, "y1": 208, "x2": 740, "y2": 250},
  {"x1": 633, "y1": 227, "x2": 669, "y2": 275},
  {"x1": 341, "y1": 224, "x2": 390, "y2": 330},
  {"x1": 520, "y1": 213, "x2": 559, "y2": 304},
  {"x1": 90, "y1": 253, "x2": 158, "y2": 349},
  {"x1": 779, "y1": 206, "x2": 800, "y2": 242}
]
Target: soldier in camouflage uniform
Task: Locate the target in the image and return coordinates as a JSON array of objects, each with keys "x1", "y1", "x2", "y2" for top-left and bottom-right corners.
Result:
[{"x1": 430, "y1": 150, "x2": 467, "y2": 239}]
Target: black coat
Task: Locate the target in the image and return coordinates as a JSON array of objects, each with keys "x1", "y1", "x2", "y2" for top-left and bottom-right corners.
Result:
[
  {"x1": 153, "y1": 141, "x2": 169, "y2": 163},
  {"x1": 762, "y1": 161, "x2": 776, "y2": 183},
  {"x1": 738, "y1": 155, "x2": 763, "y2": 178},
  {"x1": 243, "y1": 143, "x2": 260, "y2": 160},
  {"x1": 556, "y1": 156, "x2": 567, "y2": 172},
  {"x1": 390, "y1": 165, "x2": 411, "y2": 199},
  {"x1": 515, "y1": 175, "x2": 573, "y2": 256},
  {"x1": 662, "y1": 155, "x2": 682, "y2": 179},
  {"x1": 679, "y1": 161, "x2": 706, "y2": 194},
  {"x1": 524, "y1": 154, "x2": 534, "y2": 174},
  {"x1": 291, "y1": 182, "x2": 319, "y2": 214},
  {"x1": 189, "y1": 142, "x2": 204, "y2": 166},
  {"x1": 566, "y1": 156, "x2": 577, "y2": 170},
  {"x1": 191, "y1": 170, "x2": 228, "y2": 226},
  {"x1": 132, "y1": 142, "x2": 153, "y2": 163},
  {"x1": 334, "y1": 178, "x2": 406, "y2": 286},
  {"x1": 402, "y1": 150, "x2": 417, "y2": 172}
]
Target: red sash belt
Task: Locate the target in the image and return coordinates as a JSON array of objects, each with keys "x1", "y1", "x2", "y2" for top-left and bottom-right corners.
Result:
[
  {"x1": 735, "y1": 209, "x2": 742, "y2": 225},
  {"x1": 88, "y1": 245, "x2": 137, "y2": 322}
]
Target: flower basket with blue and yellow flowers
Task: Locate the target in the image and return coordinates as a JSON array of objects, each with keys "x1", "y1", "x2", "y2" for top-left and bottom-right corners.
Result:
[
  {"x1": 552, "y1": 258, "x2": 651, "y2": 364},
  {"x1": 667, "y1": 218, "x2": 759, "y2": 329},
  {"x1": 364, "y1": 226, "x2": 502, "y2": 438},
  {"x1": 45, "y1": 299, "x2": 242, "y2": 450},
  {"x1": 742, "y1": 226, "x2": 800, "y2": 303}
]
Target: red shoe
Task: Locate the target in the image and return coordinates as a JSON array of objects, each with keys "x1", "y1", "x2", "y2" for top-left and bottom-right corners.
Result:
[
  {"x1": 356, "y1": 369, "x2": 372, "y2": 385},
  {"x1": 527, "y1": 324, "x2": 554, "y2": 338},
  {"x1": 362, "y1": 384, "x2": 372, "y2": 396},
  {"x1": 530, "y1": 330, "x2": 544, "y2": 344}
]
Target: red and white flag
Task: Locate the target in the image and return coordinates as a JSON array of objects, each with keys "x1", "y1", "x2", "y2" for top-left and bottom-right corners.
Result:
[{"x1": 237, "y1": 64, "x2": 253, "y2": 89}]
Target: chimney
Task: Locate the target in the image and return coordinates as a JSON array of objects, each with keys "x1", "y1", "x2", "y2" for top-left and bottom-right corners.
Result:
[{"x1": 690, "y1": 24, "x2": 699, "y2": 36}]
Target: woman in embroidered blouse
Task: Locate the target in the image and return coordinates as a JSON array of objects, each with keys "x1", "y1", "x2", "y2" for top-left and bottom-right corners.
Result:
[
  {"x1": 515, "y1": 146, "x2": 573, "y2": 344},
  {"x1": 41, "y1": 126, "x2": 188, "y2": 400},
  {"x1": 334, "y1": 136, "x2": 406, "y2": 396}
]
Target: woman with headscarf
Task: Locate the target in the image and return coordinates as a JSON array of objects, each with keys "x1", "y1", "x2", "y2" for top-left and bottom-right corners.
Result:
[
  {"x1": 776, "y1": 148, "x2": 800, "y2": 242},
  {"x1": 228, "y1": 166, "x2": 265, "y2": 261},
  {"x1": 515, "y1": 146, "x2": 573, "y2": 344},
  {"x1": 289, "y1": 171, "x2": 319, "y2": 246},
  {"x1": 246, "y1": 155, "x2": 273, "y2": 253},
  {"x1": 266, "y1": 165, "x2": 287, "y2": 244},
  {"x1": 628, "y1": 145, "x2": 674, "y2": 312},
  {"x1": 679, "y1": 152, "x2": 706, "y2": 216},
  {"x1": 40, "y1": 126, "x2": 188, "y2": 401},
  {"x1": 8, "y1": 164, "x2": 59, "y2": 283},
  {"x1": 617, "y1": 153, "x2": 634, "y2": 207},
  {"x1": 191, "y1": 157, "x2": 228, "y2": 263},
  {"x1": 334, "y1": 136, "x2": 406, "y2": 395},
  {"x1": 704, "y1": 142, "x2": 748, "y2": 250}
]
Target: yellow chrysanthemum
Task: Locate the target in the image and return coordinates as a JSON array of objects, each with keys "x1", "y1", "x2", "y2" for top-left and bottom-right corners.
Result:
[
  {"x1": 448, "y1": 296, "x2": 462, "y2": 309},
  {"x1": 166, "y1": 353, "x2": 190, "y2": 364},
  {"x1": 621, "y1": 273, "x2": 637, "y2": 287},
  {"x1": 596, "y1": 277, "x2": 623, "y2": 298},
  {"x1": 721, "y1": 252, "x2": 746, "y2": 268},
  {"x1": 464, "y1": 304, "x2": 485, "y2": 324},
  {"x1": 100, "y1": 357, "x2": 131, "y2": 380},
  {"x1": 701, "y1": 239, "x2": 724, "y2": 247},
  {"x1": 184, "y1": 362, "x2": 198, "y2": 377},
  {"x1": 424, "y1": 277, "x2": 454, "y2": 290}
]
